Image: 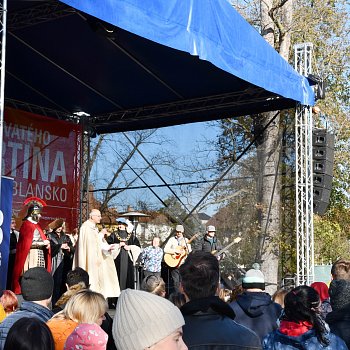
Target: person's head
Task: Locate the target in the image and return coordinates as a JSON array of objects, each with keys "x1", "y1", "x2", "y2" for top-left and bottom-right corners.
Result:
[
  {"x1": 179, "y1": 251, "x2": 219, "y2": 300},
  {"x1": 242, "y1": 265, "x2": 265, "y2": 291},
  {"x1": 66, "y1": 267, "x2": 90, "y2": 288},
  {"x1": 10, "y1": 218, "x2": 16, "y2": 230},
  {"x1": 168, "y1": 292, "x2": 186, "y2": 309},
  {"x1": 175, "y1": 225, "x2": 184, "y2": 238},
  {"x1": 64, "y1": 323, "x2": 108, "y2": 350},
  {"x1": 310, "y1": 282, "x2": 329, "y2": 302},
  {"x1": 113, "y1": 289, "x2": 187, "y2": 350},
  {"x1": 152, "y1": 237, "x2": 160, "y2": 247},
  {"x1": 89, "y1": 209, "x2": 102, "y2": 224},
  {"x1": 206, "y1": 225, "x2": 216, "y2": 238},
  {"x1": 331, "y1": 259, "x2": 350, "y2": 280},
  {"x1": 284, "y1": 285, "x2": 329, "y2": 346},
  {"x1": 21, "y1": 267, "x2": 54, "y2": 306},
  {"x1": 23, "y1": 197, "x2": 46, "y2": 222},
  {"x1": 272, "y1": 288, "x2": 289, "y2": 308},
  {"x1": 48, "y1": 218, "x2": 65, "y2": 235},
  {"x1": 4, "y1": 317, "x2": 55, "y2": 350},
  {"x1": 116, "y1": 217, "x2": 128, "y2": 230},
  {"x1": 141, "y1": 275, "x2": 166, "y2": 297},
  {"x1": 60, "y1": 289, "x2": 108, "y2": 326},
  {"x1": 0, "y1": 290, "x2": 18, "y2": 314}
]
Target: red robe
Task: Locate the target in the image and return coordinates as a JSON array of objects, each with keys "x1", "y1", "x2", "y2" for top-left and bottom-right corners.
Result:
[{"x1": 12, "y1": 220, "x2": 51, "y2": 294}]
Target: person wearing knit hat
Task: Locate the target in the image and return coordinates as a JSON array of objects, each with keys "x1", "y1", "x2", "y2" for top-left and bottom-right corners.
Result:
[
  {"x1": 113, "y1": 289, "x2": 187, "y2": 350},
  {"x1": 0, "y1": 267, "x2": 54, "y2": 349},
  {"x1": 229, "y1": 264, "x2": 282, "y2": 341},
  {"x1": 326, "y1": 279, "x2": 350, "y2": 348},
  {"x1": 64, "y1": 323, "x2": 108, "y2": 350}
]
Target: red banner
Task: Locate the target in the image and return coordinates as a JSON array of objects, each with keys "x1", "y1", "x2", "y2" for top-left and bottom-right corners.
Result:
[{"x1": 3, "y1": 108, "x2": 82, "y2": 232}]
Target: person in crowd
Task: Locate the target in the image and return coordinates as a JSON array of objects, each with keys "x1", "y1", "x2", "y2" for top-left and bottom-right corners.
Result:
[
  {"x1": 164, "y1": 225, "x2": 192, "y2": 292},
  {"x1": 326, "y1": 279, "x2": 350, "y2": 348},
  {"x1": 141, "y1": 274, "x2": 166, "y2": 297},
  {"x1": 12, "y1": 197, "x2": 51, "y2": 294},
  {"x1": 107, "y1": 217, "x2": 141, "y2": 291},
  {"x1": 73, "y1": 209, "x2": 120, "y2": 299},
  {"x1": 53, "y1": 267, "x2": 90, "y2": 312},
  {"x1": 0, "y1": 290, "x2": 18, "y2": 318},
  {"x1": 169, "y1": 292, "x2": 187, "y2": 309},
  {"x1": 193, "y1": 225, "x2": 223, "y2": 259},
  {"x1": 53, "y1": 267, "x2": 116, "y2": 350},
  {"x1": 331, "y1": 259, "x2": 350, "y2": 280},
  {"x1": 6, "y1": 218, "x2": 19, "y2": 289},
  {"x1": 4, "y1": 317, "x2": 55, "y2": 350},
  {"x1": 263, "y1": 285, "x2": 347, "y2": 349},
  {"x1": 140, "y1": 236, "x2": 163, "y2": 278},
  {"x1": 64, "y1": 323, "x2": 108, "y2": 350},
  {"x1": 311, "y1": 281, "x2": 332, "y2": 319},
  {"x1": 47, "y1": 289, "x2": 108, "y2": 350},
  {"x1": 113, "y1": 288, "x2": 187, "y2": 350},
  {"x1": 229, "y1": 265, "x2": 282, "y2": 342},
  {"x1": 0, "y1": 267, "x2": 54, "y2": 349},
  {"x1": 47, "y1": 219, "x2": 74, "y2": 305},
  {"x1": 272, "y1": 288, "x2": 289, "y2": 309},
  {"x1": 179, "y1": 251, "x2": 261, "y2": 349}
]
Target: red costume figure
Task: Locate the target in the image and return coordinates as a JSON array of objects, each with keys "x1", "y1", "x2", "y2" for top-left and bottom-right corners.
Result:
[{"x1": 12, "y1": 197, "x2": 51, "y2": 294}]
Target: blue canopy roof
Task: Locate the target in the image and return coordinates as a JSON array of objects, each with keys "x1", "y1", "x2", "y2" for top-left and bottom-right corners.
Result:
[{"x1": 6, "y1": 0, "x2": 314, "y2": 133}]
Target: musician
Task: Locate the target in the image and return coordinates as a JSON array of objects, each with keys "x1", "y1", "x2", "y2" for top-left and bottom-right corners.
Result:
[
  {"x1": 193, "y1": 225, "x2": 223, "y2": 260},
  {"x1": 164, "y1": 225, "x2": 191, "y2": 292}
]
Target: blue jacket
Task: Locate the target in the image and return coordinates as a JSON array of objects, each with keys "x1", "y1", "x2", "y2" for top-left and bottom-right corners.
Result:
[
  {"x1": 230, "y1": 292, "x2": 282, "y2": 341},
  {"x1": 262, "y1": 329, "x2": 348, "y2": 350},
  {"x1": 0, "y1": 301, "x2": 53, "y2": 350}
]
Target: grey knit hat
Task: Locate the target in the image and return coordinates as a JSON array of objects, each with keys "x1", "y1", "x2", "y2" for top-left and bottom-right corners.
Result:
[
  {"x1": 242, "y1": 266, "x2": 265, "y2": 290},
  {"x1": 329, "y1": 279, "x2": 350, "y2": 310},
  {"x1": 21, "y1": 267, "x2": 54, "y2": 301},
  {"x1": 113, "y1": 289, "x2": 185, "y2": 350}
]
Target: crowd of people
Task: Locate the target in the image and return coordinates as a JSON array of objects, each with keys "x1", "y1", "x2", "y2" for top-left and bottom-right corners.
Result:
[{"x1": 3, "y1": 200, "x2": 350, "y2": 349}]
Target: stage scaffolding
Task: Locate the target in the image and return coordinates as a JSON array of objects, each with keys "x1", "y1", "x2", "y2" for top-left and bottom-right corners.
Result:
[{"x1": 294, "y1": 43, "x2": 314, "y2": 286}]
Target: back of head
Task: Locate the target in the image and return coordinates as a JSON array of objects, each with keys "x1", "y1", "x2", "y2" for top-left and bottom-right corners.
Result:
[
  {"x1": 4, "y1": 317, "x2": 54, "y2": 350},
  {"x1": 113, "y1": 289, "x2": 184, "y2": 350},
  {"x1": 179, "y1": 251, "x2": 219, "y2": 300},
  {"x1": 242, "y1": 265, "x2": 265, "y2": 290},
  {"x1": 66, "y1": 267, "x2": 90, "y2": 288},
  {"x1": 63, "y1": 290, "x2": 107, "y2": 324},
  {"x1": 310, "y1": 282, "x2": 329, "y2": 302},
  {"x1": 141, "y1": 275, "x2": 166, "y2": 297},
  {"x1": 21, "y1": 267, "x2": 53, "y2": 302},
  {"x1": 64, "y1": 323, "x2": 108, "y2": 350},
  {"x1": 0, "y1": 290, "x2": 18, "y2": 313},
  {"x1": 331, "y1": 259, "x2": 350, "y2": 280}
]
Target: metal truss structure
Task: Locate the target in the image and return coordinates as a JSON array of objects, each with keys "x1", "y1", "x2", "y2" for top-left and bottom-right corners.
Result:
[{"x1": 294, "y1": 43, "x2": 314, "y2": 286}]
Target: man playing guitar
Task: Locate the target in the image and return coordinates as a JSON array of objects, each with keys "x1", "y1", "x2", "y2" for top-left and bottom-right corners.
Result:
[{"x1": 164, "y1": 225, "x2": 192, "y2": 292}]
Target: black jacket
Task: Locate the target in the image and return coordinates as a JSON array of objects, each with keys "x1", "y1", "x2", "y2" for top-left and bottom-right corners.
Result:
[
  {"x1": 181, "y1": 296, "x2": 261, "y2": 349},
  {"x1": 230, "y1": 292, "x2": 282, "y2": 342},
  {"x1": 194, "y1": 236, "x2": 222, "y2": 254},
  {"x1": 326, "y1": 302, "x2": 350, "y2": 349}
]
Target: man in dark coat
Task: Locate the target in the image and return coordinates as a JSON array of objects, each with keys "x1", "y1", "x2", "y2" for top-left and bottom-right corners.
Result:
[
  {"x1": 179, "y1": 251, "x2": 261, "y2": 349},
  {"x1": 107, "y1": 217, "x2": 141, "y2": 291},
  {"x1": 229, "y1": 265, "x2": 282, "y2": 342},
  {"x1": 193, "y1": 225, "x2": 223, "y2": 257},
  {"x1": 325, "y1": 279, "x2": 350, "y2": 348}
]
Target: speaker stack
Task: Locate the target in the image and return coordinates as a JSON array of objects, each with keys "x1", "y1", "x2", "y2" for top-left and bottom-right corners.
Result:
[{"x1": 312, "y1": 129, "x2": 334, "y2": 215}]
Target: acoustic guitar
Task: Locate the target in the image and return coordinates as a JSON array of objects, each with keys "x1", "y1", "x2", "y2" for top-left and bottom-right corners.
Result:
[{"x1": 164, "y1": 233, "x2": 200, "y2": 268}]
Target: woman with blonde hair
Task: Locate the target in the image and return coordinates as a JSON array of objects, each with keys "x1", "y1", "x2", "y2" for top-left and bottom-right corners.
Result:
[
  {"x1": 47, "y1": 289, "x2": 108, "y2": 350},
  {"x1": 141, "y1": 274, "x2": 166, "y2": 297}
]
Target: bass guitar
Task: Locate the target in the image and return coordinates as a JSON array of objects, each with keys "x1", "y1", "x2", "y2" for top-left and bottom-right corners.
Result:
[
  {"x1": 211, "y1": 236, "x2": 242, "y2": 257},
  {"x1": 164, "y1": 233, "x2": 200, "y2": 268}
]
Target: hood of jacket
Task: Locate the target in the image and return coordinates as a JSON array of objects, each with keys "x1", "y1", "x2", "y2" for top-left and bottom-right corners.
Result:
[{"x1": 236, "y1": 291, "x2": 273, "y2": 317}]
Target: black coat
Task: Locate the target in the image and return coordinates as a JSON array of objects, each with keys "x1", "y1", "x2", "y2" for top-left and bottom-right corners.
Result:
[
  {"x1": 230, "y1": 292, "x2": 282, "y2": 342},
  {"x1": 181, "y1": 296, "x2": 261, "y2": 349},
  {"x1": 326, "y1": 302, "x2": 350, "y2": 349},
  {"x1": 194, "y1": 235, "x2": 222, "y2": 254}
]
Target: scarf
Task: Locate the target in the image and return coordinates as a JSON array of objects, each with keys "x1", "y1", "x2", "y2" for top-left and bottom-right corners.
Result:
[{"x1": 279, "y1": 320, "x2": 313, "y2": 337}]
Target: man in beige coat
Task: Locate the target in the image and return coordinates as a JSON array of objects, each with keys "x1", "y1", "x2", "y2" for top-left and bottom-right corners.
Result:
[{"x1": 73, "y1": 209, "x2": 120, "y2": 299}]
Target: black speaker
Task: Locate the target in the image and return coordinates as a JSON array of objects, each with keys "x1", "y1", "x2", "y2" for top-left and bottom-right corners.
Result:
[{"x1": 312, "y1": 129, "x2": 334, "y2": 215}]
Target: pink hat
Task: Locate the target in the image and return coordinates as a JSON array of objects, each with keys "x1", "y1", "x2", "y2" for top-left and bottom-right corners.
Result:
[{"x1": 64, "y1": 323, "x2": 108, "y2": 350}]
